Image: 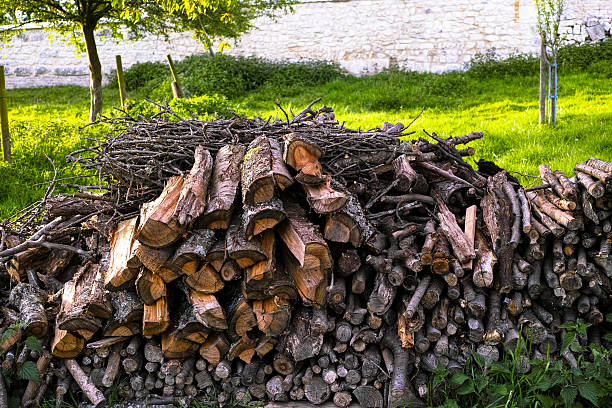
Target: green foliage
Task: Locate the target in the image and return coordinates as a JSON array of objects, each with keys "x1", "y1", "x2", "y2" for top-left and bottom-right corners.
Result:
[
  {"x1": 126, "y1": 94, "x2": 231, "y2": 120},
  {"x1": 112, "y1": 54, "x2": 344, "y2": 101},
  {"x1": 429, "y1": 330, "x2": 612, "y2": 408},
  {"x1": 17, "y1": 360, "x2": 38, "y2": 382},
  {"x1": 24, "y1": 335, "x2": 42, "y2": 353}
]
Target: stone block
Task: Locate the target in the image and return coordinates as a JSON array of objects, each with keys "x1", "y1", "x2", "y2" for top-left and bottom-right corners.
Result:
[{"x1": 586, "y1": 24, "x2": 606, "y2": 41}]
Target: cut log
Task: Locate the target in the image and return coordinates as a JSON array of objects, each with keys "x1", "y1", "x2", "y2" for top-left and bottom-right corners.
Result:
[
  {"x1": 283, "y1": 308, "x2": 324, "y2": 362},
  {"x1": 226, "y1": 215, "x2": 267, "y2": 268},
  {"x1": 575, "y1": 171, "x2": 605, "y2": 198},
  {"x1": 162, "y1": 328, "x2": 199, "y2": 359},
  {"x1": 472, "y1": 230, "x2": 496, "y2": 288},
  {"x1": 190, "y1": 290, "x2": 227, "y2": 330},
  {"x1": 103, "y1": 292, "x2": 143, "y2": 337},
  {"x1": 282, "y1": 133, "x2": 323, "y2": 171},
  {"x1": 538, "y1": 164, "x2": 566, "y2": 198},
  {"x1": 176, "y1": 306, "x2": 209, "y2": 344},
  {"x1": 200, "y1": 144, "x2": 246, "y2": 229},
  {"x1": 131, "y1": 242, "x2": 175, "y2": 280},
  {"x1": 8, "y1": 283, "x2": 48, "y2": 338},
  {"x1": 434, "y1": 195, "x2": 475, "y2": 264},
  {"x1": 228, "y1": 335, "x2": 256, "y2": 363},
  {"x1": 253, "y1": 297, "x2": 292, "y2": 336},
  {"x1": 168, "y1": 229, "x2": 216, "y2": 275},
  {"x1": 528, "y1": 191, "x2": 580, "y2": 230},
  {"x1": 174, "y1": 147, "x2": 213, "y2": 227},
  {"x1": 324, "y1": 191, "x2": 375, "y2": 247},
  {"x1": 283, "y1": 250, "x2": 328, "y2": 308},
  {"x1": 184, "y1": 263, "x2": 224, "y2": 294},
  {"x1": 227, "y1": 295, "x2": 257, "y2": 340},
  {"x1": 367, "y1": 272, "x2": 396, "y2": 315},
  {"x1": 575, "y1": 163, "x2": 611, "y2": 191},
  {"x1": 302, "y1": 180, "x2": 349, "y2": 214},
  {"x1": 393, "y1": 154, "x2": 428, "y2": 193},
  {"x1": 137, "y1": 176, "x2": 185, "y2": 247},
  {"x1": 242, "y1": 136, "x2": 276, "y2": 205},
  {"x1": 142, "y1": 297, "x2": 170, "y2": 337},
  {"x1": 383, "y1": 331, "x2": 423, "y2": 408},
  {"x1": 278, "y1": 198, "x2": 332, "y2": 270},
  {"x1": 269, "y1": 137, "x2": 294, "y2": 190},
  {"x1": 57, "y1": 265, "x2": 104, "y2": 333},
  {"x1": 244, "y1": 230, "x2": 276, "y2": 297},
  {"x1": 106, "y1": 217, "x2": 140, "y2": 291},
  {"x1": 51, "y1": 325, "x2": 84, "y2": 358},
  {"x1": 243, "y1": 198, "x2": 286, "y2": 240},
  {"x1": 136, "y1": 269, "x2": 167, "y2": 305}
]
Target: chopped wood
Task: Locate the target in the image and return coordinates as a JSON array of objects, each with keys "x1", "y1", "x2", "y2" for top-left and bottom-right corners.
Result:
[
  {"x1": 137, "y1": 176, "x2": 185, "y2": 247},
  {"x1": 174, "y1": 145, "x2": 213, "y2": 226}
]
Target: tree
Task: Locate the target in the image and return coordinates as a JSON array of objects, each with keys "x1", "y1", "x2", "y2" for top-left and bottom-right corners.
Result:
[
  {"x1": 0, "y1": 0, "x2": 292, "y2": 122},
  {"x1": 535, "y1": 0, "x2": 565, "y2": 126}
]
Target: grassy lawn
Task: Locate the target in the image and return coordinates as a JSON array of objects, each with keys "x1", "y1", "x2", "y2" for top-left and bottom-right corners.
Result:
[{"x1": 1, "y1": 68, "x2": 611, "y2": 218}]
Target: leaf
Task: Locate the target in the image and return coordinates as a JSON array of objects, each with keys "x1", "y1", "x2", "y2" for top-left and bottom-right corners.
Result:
[
  {"x1": 561, "y1": 332, "x2": 576, "y2": 354},
  {"x1": 24, "y1": 336, "x2": 42, "y2": 353},
  {"x1": 606, "y1": 313, "x2": 612, "y2": 323},
  {"x1": 0, "y1": 328, "x2": 14, "y2": 345},
  {"x1": 450, "y1": 373, "x2": 469, "y2": 387},
  {"x1": 560, "y1": 386, "x2": 577, "y2": 407},
  {"x1": 537, "y1": 376, "x2": 554, "y2": 392},
  {"x1": 603, "y1": 332, "x2": 612, "y2": 343},
  {"x1": 457, "y1": 380, "x2": 475, "y2": 395},
  {"x1": 17, "y1": 361, "x2": 38, "y2": 382},
  {"x1": 578, "y1": 382, "x2": 599, "y2": 407},
  {"x1": 536, "y1": 393, "x2": 555, "y2": 408}
]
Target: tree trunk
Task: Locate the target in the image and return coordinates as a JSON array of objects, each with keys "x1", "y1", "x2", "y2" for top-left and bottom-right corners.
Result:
[
  {"x1": 539, "y1": 33, "x2": 547, "y2": 126},
  {"x1": 82, "y1": 25, "x2": 103, "y2": 123}
]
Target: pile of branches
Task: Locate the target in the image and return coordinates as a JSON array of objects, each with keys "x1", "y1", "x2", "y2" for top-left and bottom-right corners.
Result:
[{"x1": 0, "y1": 100, "x2": 609, "y2": 408}]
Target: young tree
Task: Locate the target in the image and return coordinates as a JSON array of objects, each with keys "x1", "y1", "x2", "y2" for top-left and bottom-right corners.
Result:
[
  {"x1": 0, "y1": 0, "x2": 292, "y2": 122},
  {"x1": 535, "y1": 0, "x2": 565, "y2": 126}
]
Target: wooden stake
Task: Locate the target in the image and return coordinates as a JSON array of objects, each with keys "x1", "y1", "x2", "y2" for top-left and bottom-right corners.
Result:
[
  {"x1": 0, "y1": 66, "x2": 10, "y2": 163},
  {"x1": 115, "y1": 56, "x2": 127, "y2": 111},
  {"x1": 166, "y1": 55, "x2": 183, "y2": 99}
]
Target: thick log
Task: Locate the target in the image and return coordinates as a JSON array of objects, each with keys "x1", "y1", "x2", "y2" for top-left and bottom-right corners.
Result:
[
  {"x1": 8, "y1": 283, "x2": 48, "y2": 338},
  {"x1": 244, "y1": 198, "x2": 286, "y2": 239},
  {"x1": 302, "y1": 179, "x2": 349, "y2": 214},
  {"x1": 228, "y1": 335, "x2": 256, "y2": 363},
  {"x1": 253, "y1": 297, "x2": 292, "y2": 336},
  {"x1": 472, "y1": 230, "x2": 496, "y2": 288},
  {"x1": 269, "y1": 137, "x2": 294, "y2": 190},
  {"x1": 136, "y1": 269, "x2": 167, "y2": 305},
  {"x1": 284, "y1": 308, "x2": 325, "y2": 362},
  {"x1": 367, "y1": 272, "x2": 396, "y2": 315},
  {"x1": 176, "y1": 306, "x2": 209, "y2": 344},
  {"x1": 174, "y1": 146, "x2": 213, "y2": 226},
  {"x1": 353, "y1": 385, "x2": 384, "y2": 408},
  {"x1": 244, "y1": 230, "x2": 276, "y2": 298},
  {"x1": 324, "y1": 191, "x2": 375, "y2": 247},
  {"x1": 65, "y1": 359, "x2": 105, "y2": 406},
  {"x1": 226, "y1": 215, "x2": 266, "y2": 268},
  {"x1": 383, "y1": 331, "x2": 423, "y2": 408},
  {"x1": 575, "y1": 162, "x2": 611, "y2": 191},
  {"x1": 434, "y1": 196, "x2": 475, "y2": 264},
  {"x1": 586, "y1": 157, "x2": 612, "y2": 173},
  {"x1": 103, "y1": 291, "x2": 143, "y2": 337},
  {"x1": 393, "y1": 154, "x2": 428, "y2": 193},
  {"x1": 553, "y1": 170, "x2": 577, "y2": 199},
  {"x1": 190, "y1": 290, "x2": 227, "y2": 330},
  {"x1": 142, "y1": 297, "x2": 170, "y2": 337},
  {"x1": 200, "y1": 144, "x2": 246, "y2": 229},
  {"x1": 137, "y1": 176, "x2": 185, "y2": 247},
  {"x1": 169, "y1": 229, "x2": 216, "y2": 275},
  {"x1": 528, "y1": 191, "x2": 580, "y2": 230},
  {"x1": 575, "y1": 171, "x2": 605, "y2": 198},
  {"x1": 227, "y1": 295, "x2": 257, "y2": 340},
  {"x1": 57, "y1": 266, "x2": 104, "y2": 333},
  {"x1": 304, "y1": 376, "x2": 330, "y2": 405},
  {"x1": 185, "y1": 262, "x2": 224, "y2": 293},
  {"x1": 284, "y1": 250, "x2": 328, "y2": 308},
  {"x1": 161, "y1": 328, "x2": 199, "y2": 359},
  {"x1": 130, "y1": 242, "x2": 175, "y2": 282},
  {"x1": 51, "y1": 325, "x2": 83, "y2": 358},
  {"x1": 106, "y1": 217, "x2": 140, "y2": 290},
  {"x1": 242, "y1": 136, "x2": 276, "y2": 205},
  {"x1": 282, "y1": 133, "x2": 323, "y2": 171}
]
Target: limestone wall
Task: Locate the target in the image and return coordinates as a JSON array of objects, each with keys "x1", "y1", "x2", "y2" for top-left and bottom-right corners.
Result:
[{"x1": 1, "y1": 0, "x2": 610, "y2": 89}]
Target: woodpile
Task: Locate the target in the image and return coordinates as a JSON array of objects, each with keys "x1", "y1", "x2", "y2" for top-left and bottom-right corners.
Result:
[{"x1": 0, "y1": 102, "x2": 609, "y2": 407}]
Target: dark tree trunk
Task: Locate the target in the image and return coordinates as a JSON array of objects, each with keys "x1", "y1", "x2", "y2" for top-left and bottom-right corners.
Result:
[{"x1": 82, "y1": 24, "x2": 103, "y2": 123}]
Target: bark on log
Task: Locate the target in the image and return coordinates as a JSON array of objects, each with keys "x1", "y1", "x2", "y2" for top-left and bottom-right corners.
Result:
[
  {"x1": 226, "y1": 215, "x2": 266, "y2": 269},
  {"x1": 8, "y1": 283, "x2": 48, "y2": 338},
  {"x1": 282, "y1": 133, "x2": 323, "y2": 171},
  {"x1": 65, "y1": 359, "x2": 105, "y2": 406},
  {"x1": 106, "y1": 217, "x2": 140, "y2": 290},
  {"x1": 174, "y1": 146, "x2": 213, "y2": 226},
  {"x1": 242, "y1": 136, "x2": 276, "y2": 205},
  {"x1": 137, "y1": 176, "x2": 185, "y2": 247},
  {"x1": 302, "y1": 180, "x2": 349, "y2": 214},
  {"x1": 169, "y1": 229, "x2": 216, "y2": 275},
  {"x1": 200, "y1": 144, "x2": 246, "y2": 229},
  {"x1": 243, "y1": 198, "x2": 286, "y2": 240},
  {"x1": 434, "y1": 195, "x2": 475, "y2": 264},
  {"x1": 136, "y1": 269, "x2": 167, "y2": 305},
  {"x1": 324, "y1": 191, "x2": 374, "y2": 247}
]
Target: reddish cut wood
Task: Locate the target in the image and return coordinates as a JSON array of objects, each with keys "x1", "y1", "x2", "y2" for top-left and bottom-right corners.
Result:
[
  {"x1": 105, "y1": 217, "x2": 140, "y2": 291},
  {"x1": 142, "y1": 297, "x2": 170, "y2": 337},
  {"x1": 137, "y1": 175, "x2": 185, "y2": 248},
  {"x1": 190, "y1": 290, "x2": 227, "y2": 330},
  {"x1": 200, "y1": 144, "x2": 246, "y2": 229},
  {"x1": 174, "y1": 146, "x2": 213, "y2": 226},
  {"x1": 227, "y1": 295, "x2": 257, "y2": 341},
  {"x1": 302, "y1": 181, "x2": 348, "y2": 214},
  {"x1": 277, "y1": 198, "x2": 331, "y2": 270},
  {"x1": 269, "y1": 137, "x2": 294, "y2": 190},
  {"x1": 184, "y1": 263, "x2": 224, "y2": 293},
  {"x1": 136, "y1": 268, "x2": 167, "y2": 305},
  {"x1": 283, "y1": 248, "x2": 328, "y2": 308},
  {"x1": 226, "y1": 215, "x2": 267, "y2": 268},
  {"x1": 282, "y1": 133, "x2": 323, "y2": 171},
  {"x1": 244, "y1": 230, "x2": 276, "y2": 299},
  {"x1": 252, "y1": 297, "x2": 291, "y2": 336},
  {"x1": 324, "y1": 191, "x2": 374, "y2": 247},
  {"x1": 199, "y1": 332, "x2": 230, "y2": 365},
  {"x1": 162, "y1": 328, "x2": 199, "y2": 359},
  {"x1": 51, "y1": 325, "x2": 83, "y2": 359},
  {"x1": 243, "y1": 198, "x2": 287, "y2": 240}
]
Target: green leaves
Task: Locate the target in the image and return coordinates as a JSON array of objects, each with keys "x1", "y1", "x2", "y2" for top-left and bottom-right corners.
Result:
[
  {"x1": 561, "y1": 331, "x2": 576, "y2": 354},
  {"x1": 560, "y1": 386, "x2": 577, "y2": 407},
  {"x1": 24, "y1": 336, "x2": 42, "y2": 353},
  {"x1": 17, "y1": 361, "x2": 38, "y2": 382},
  {"x1": 577, "y1": 382, "x2": 599, "y2": 406}
]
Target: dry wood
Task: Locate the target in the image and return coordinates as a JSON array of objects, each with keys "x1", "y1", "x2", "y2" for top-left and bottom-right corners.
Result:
[
  {"x1": 137, "y1": 176, "x2": 186, "y2": 247},
  {"x1": 575, "y1": 171, "x2": 605, "y2": 198},
  {"x1": 302, "y1": 179, "x2": 349, "y2": 214},
  {"x1": 434, "y1": 196, "x2": 475, "y2": 264},
  {"x1": 243, "y1": 198, "x2": 286, "y2": 239},
  {"x1": 169, "y1": 228, "x2": 216, "y2": 275},
  {"x1": 253, "y1": 297, "x2": 292, "y2": 336},
  {"x1": 226, "y1": 215, "x2": 266, "y2": 268},
  {"x1": 174, "y1": 146, "x2": 213, "y2": 226},
  {"x1": 9, "y1": 283, "x2": 48, "y2": 338},
  {"x1": 65, "y1": 359, "x2": 105, "y2": 406},
  {"x1": 282, "y1": 133, "x2": 323, "y2": 171},
  {"x1": 324, "y1": 191, "x2": 374, "y2": 247},
  {"x1": 105, "y1": 217, "x2": 140, "y2": 290},
  {"x1": 136, "y1": 269, "x2": 167, "y2": 305},
  {"x1": 528, "y1": 191, "x2": 580, "y2": 230},
  {"x1": 242, "y1": 136, "x2": 276, "y2": 205},
  {"x1": 190, "y1": 290, "x2": 227, "y2": 330},
  {"x1": 200, "y1": 144, "x2": 246, "y2": 229},
  {"x1": 142, "y1": 297, "x2": 170, "y2": 337}
]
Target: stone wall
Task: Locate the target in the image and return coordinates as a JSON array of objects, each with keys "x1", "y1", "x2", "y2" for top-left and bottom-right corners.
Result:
[{"x1": 1, "y1": 0, "x2": 610, "y2": 89}]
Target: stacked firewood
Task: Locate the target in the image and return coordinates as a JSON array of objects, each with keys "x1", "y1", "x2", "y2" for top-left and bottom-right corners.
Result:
[{"x1": 0, "y1": 103, "x2": 609, "y2": 408}]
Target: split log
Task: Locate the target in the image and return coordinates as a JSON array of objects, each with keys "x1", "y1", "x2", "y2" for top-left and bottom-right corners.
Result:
[
  {"x1": 472, "y1": 230, "x2": 496, "y2": 288},
  {"x1": 51, "y1": 326, "x2": 83, "y2": 358},
  {"x1": 131, "y1": 243, "x2": 175, "y2": 282},
  {"x1": 168, "y1": 229, "x2": 216, "y2": 275},
  {"x1": 174, "y1": 146, "x2": 213, "y2": 226},
  {"x1": 282, "y1": 133, "x2": 323, "y2": 171},
  {"x1": 227, "y1": 296, "x2": 257, "y2": 340},
  {"x1": 243, "y1": 198, "x2": 286, "y2": 239},
  {"x1": 324, "y1": 191, "x2": 375, "y2": 247},
  {"x1": 162, "y1": 328, "x2": 199, "y2": 359},
  {"x1": 57, "y1": 266, "x2": 104, "y2": 333},
  {"x1": 8, "y1": 283, "x2": 47, "y2": 338},
  {"x1": 253, "y1": 297, "x2": 292, "y2": 336},
  {"x1": 302, "y1": 180, "x2": 349, "y2": 214},
  {"x1": 226, "y1": 215, "x2": 266, "y2": 268},
  {"x1": 244, "y1": 230, "x2": 276, "y2": 298},
  {"x1": 142, "y1": 297, "x2": 170, "y2": 337},
  {"x1": 284, "y1": 250, "x2": 328, "y2": 308},
  {"x1": 103, "y1": 292, "x2": 143, "y2": 337},
  {"x1": 242, "y1": 136, "x2": 276, "y2": 205},
  {"x1": 105, "y1": 217, "x2": 140, "y2": 290},
  {"x1": 190, "y1": 290, "x2": 227, "y2": 330},
  {"x1": 367, "y1": 272, "x2": 396, "y2": 315},
  {"x1": 136, "y1": 269, "x2": 167, "y2": 305},
  {"x1": 185, "y1": 263, "x2": 224, "y2": 293},
  {"x1": 200, "y1": 144, "x2": 246, "y2": 229},
  {"x1": 434, "y1": 196, "x2": 475, "y2": 264},
  {"x1": 269, "y1": 137, "x2": 294, "y2": 190},
  {"x1": 137, "y1": 176, "x2": 186, "y2": 247}
]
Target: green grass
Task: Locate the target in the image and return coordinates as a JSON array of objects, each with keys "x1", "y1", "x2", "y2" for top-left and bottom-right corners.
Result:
[{"x1": 1, "y1": 68, "x2": 611, "y2": 218}]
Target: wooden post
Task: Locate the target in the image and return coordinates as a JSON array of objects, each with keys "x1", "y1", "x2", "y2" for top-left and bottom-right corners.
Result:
[
  {"x1": 0, "y1": 66, "x2": 11, "y2": 163},
  {"x1": 166, "y1": 55, "x2": 184, "y2": 99},
  {"x1": 115, "y1": 55, "x2": 127, "y2": 111}
]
